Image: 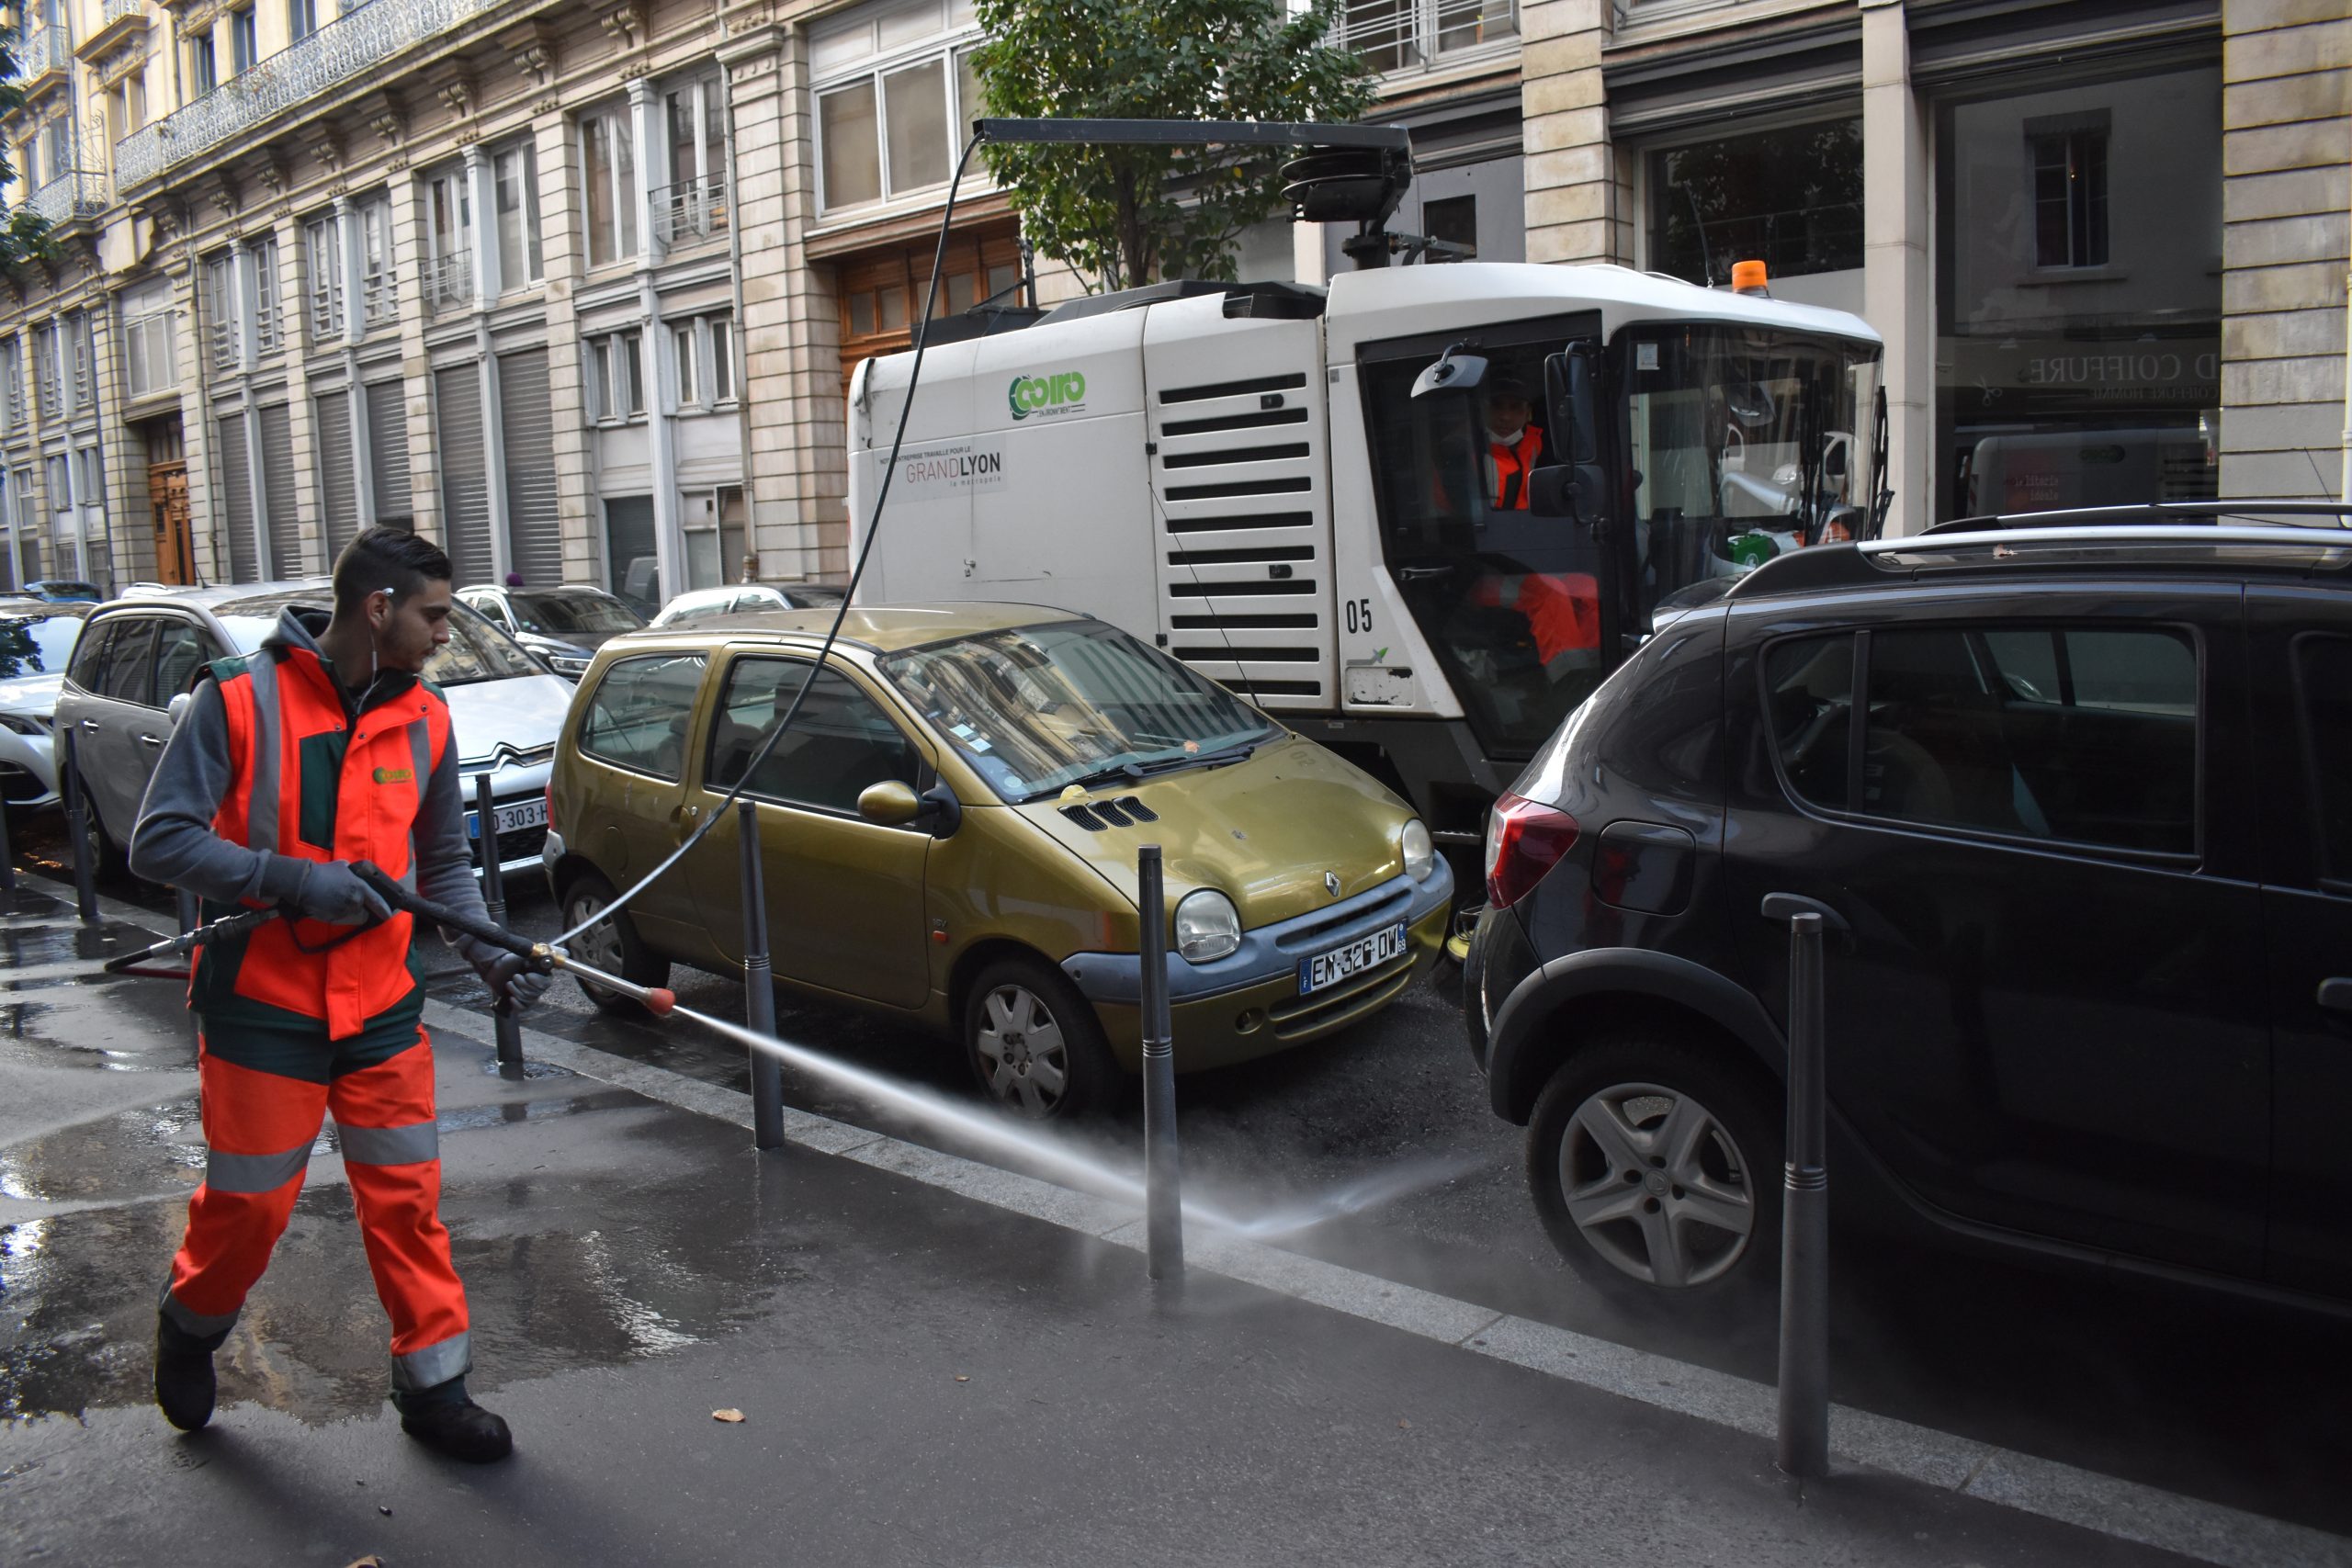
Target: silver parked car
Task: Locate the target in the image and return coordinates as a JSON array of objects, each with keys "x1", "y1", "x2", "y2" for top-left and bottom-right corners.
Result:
[
  {"x1": 0, "y1": 599, "x2": 93, "y2": 811},
  {"x1": 646, "y1": 582, "x2": 846, "y2": 629},
  {"x1": 52, "y1": 582, "x2": 571, "y2": 878}
]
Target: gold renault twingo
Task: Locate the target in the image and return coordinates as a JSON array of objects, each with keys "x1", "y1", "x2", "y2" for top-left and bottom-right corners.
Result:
[{"x1": 544, "y1": 604, "x2": 1454, "y2": 1118}]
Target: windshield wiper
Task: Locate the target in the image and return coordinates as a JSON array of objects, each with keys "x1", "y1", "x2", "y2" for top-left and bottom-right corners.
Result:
[{"x1": 1048, "y1": 742, "x2": 1261, "y2": 797}]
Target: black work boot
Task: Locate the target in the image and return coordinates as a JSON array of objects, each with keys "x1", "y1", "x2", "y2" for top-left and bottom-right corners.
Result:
[
  {"x1": 153, "y1": 1313, "x2": 222, "y2": 1432},
  {"x1": 394, "y1": 1377, "x2": 513, "y2": 1463}
]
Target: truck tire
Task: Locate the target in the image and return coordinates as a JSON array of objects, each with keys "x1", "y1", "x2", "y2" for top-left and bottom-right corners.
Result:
[{"x1": 1526, "y1": 1032, "x2": 1782, "y2": 1305}]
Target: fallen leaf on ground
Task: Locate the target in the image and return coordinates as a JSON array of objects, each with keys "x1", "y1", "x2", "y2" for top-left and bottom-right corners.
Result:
[
  {"x1": 954, "y1": 1375, "x2": 969, "y2": 1382},
  {"x1": 345, "y1": 1557, "x2": 385, "y2": 1567},
  {"x1": 712, "y1": 1408, "x2": 746, "y2": 1423}
]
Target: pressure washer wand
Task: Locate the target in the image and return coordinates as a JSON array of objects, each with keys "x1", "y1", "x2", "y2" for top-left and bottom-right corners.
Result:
[{"x1": 101, "y1": 907, "x2": 277, "y2": 980}]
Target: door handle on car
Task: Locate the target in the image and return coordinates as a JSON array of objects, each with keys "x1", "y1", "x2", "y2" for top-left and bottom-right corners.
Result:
[
  {"x1": 1396, "y1": 566, "x2": 1450, "y2": 582},
  {"x1": 136, "y1": 733, "x2": 164, "y2": 749},
  {"x1": 79, "y1": 718, "x2": 100, "y2": 733},
  {"x1": 2318, "y1": 977, "x2": 2352, "y2": 1013},
  {"x1": 1761, "y1": 892, "x2": 1851, "y2": 939}
]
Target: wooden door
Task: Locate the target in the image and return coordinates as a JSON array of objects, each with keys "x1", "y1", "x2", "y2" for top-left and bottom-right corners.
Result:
[{"x1": 149, "y1": 461, "x2": 193, "y2": 585}]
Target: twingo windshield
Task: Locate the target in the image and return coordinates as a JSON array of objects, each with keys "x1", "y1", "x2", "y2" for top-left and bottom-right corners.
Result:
[
  {"x1": 1621, "y1": 325, "x2": 1880, "y2": 630},
  {"x1": 877, "y1": 620, "x2": 1280, "y2": 804},
  {"x1": 511, "y1": 591, "x2": 643, "y2": 635}
]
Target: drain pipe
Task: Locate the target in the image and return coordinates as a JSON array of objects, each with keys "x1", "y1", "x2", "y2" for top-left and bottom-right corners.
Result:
[{"x1": 718, "y1": 40, "x2": 763, "y2": 583}]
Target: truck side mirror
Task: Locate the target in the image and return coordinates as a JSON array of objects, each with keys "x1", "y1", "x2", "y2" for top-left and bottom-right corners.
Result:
[
  {"x1": 1539, "y1": 344, "x2": 1611, "y2": 530},
  {"x1": 1411, "y1": 341, "x2": 1487, "y2": 400},
  {"x1": 167, "y1": 691, "x2": 193, "y2": 728}
]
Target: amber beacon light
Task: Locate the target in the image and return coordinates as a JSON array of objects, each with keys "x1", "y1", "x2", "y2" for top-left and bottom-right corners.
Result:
[{"x1": 1731, "y1": 259, "x2": 1770, "y2": 296}]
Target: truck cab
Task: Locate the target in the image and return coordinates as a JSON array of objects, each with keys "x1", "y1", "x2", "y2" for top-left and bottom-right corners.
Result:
[{"x1": 850, "y1": 262, "x2": 1883, "y2": 848}]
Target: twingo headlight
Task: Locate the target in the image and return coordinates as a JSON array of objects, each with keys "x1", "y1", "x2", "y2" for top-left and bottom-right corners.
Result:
[
  {"x1": 1173, "y1": 888, "x2": 1242, "y2": 964},
  {"x1": 1399, "y1": 818, "x2": 1436, "y2": 882}
]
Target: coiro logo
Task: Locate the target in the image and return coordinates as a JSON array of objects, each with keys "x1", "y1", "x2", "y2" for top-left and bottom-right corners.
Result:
[{"x1": 1007, "y1": 370, "x2": 1086, "y2": 420}]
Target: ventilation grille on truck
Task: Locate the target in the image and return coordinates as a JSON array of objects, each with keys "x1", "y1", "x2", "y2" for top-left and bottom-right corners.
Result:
[{"x1": 1147, "y1": 329, "x2": 1335, "y2": 712}]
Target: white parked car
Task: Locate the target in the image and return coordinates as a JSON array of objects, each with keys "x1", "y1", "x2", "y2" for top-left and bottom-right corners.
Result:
[
  {"x1": 0, "y1": 599, "x2": 94, "y2": 811},
  {"x1": 646, "y1": 581, "x2": 846, "y2": 629},
  {"x1": 51, "y1": 582, "x2": 570, "y2": 878}
]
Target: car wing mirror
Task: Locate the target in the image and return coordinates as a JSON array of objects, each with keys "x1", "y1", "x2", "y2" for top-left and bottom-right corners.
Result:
[
  {"x1": 857, "y1": 779, "x2": 922, "y2": 826},
  {"x1": 166, "y1": 691, "x2": 193, "y2": 728}
]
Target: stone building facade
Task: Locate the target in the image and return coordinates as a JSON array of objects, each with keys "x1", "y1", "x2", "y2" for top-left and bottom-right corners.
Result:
[{"x1": 0, "y1": 0, "x2": 2343, "y2": 598}]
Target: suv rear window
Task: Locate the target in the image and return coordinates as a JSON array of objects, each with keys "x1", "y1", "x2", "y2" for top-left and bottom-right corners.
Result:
[
  {"x1": 1763, "y1": 624, "x2": 2198, "y2": 855},
  {"x1": 579, "y1": 653, "x2": 707, "y2": 779}
]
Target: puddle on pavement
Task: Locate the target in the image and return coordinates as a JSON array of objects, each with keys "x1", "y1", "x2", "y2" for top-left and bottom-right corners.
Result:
[
  {"x1": 2, "y1": 1100, "x2": 810, "y2": 1426},
  {"x1": 0, "y1": 982, "x2": 198, "y2": 1075}
]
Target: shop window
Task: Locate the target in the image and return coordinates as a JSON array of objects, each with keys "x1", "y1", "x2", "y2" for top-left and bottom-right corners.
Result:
[
  {"x1": 810, "y1": 0, "x2": 983, "y2": 213},
  {"x1": 2030, "y1": 122, "x2": 2109, "y2": 270},
  {"x1": 1647, "y1": 119, "x2": 1862, "y2": 285},
  {"x1": 581, "y1": 106, "x2": 639, "y2": 266},
  {"x1": 493, "y1": 143, "x2": 544, "y2": 288}
]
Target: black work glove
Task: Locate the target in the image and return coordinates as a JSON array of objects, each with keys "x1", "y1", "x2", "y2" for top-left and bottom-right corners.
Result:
[
  {"x1": 463, "y1": 941, "x2": 551, "y2": 1010},
  {"x1": 289, "y1": 860, "x2": 394, "y2": 927}
]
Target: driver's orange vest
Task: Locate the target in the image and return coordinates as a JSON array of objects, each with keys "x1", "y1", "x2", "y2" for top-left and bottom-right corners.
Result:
[
  {"x1": 1488, "y1": 426, "x2": 1545, "y2": 510},
  {"x1": 192, "y1": 647, "x2": 452, "y2": 1043}
]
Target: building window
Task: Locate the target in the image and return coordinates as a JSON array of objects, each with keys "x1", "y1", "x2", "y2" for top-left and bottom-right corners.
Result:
[
  {"x1": 836, "y1": 229, "x2": 1023, "y2": 385},
  {"x1": 189, "y1": 34, "x2": 218, "y2": 96},
  {"x1": 659, "y1": 79, "x2": 729, "y2": 243},
  {"x1": 304, "y1": 212, "x2": 345, "y2": 341},
  {"x1": 682, "y1": 483, "x2": 747, "y2": 593},
  {"x1": 61, "y1": 313, "x2": 92, "y2": 418},
  {"x1": 0, "y1": 337, "x2": 21, "y2": 430},
  {"x1": 77, "y1": 447, "x2": 102, "y2": 513},
  {"x1": 106, "y1": 73, "x2": 147, "y2": 141},
  {"x1": 357, "y1": 195, "x2": 396, "y2": 325},
  {"x1": 288, "y1": 0, "x2": 317, "y2": 41},
  {"x1": 2031, "y1": 122, "x2": 2110, "y2": 270},
  {"x1": 424, "y1": 167, "x2": 474, "y2": 309},
  {"x1": 581, "y1": 106, "x2": 639, "y2": 267},
  {"x1": 671, "y1": 313, "x2": 736, "y2": 409},
  {"x1": 230, "y1": 7, "x2": 259, "y2": 75},
  {"x1": 46, "y1": 454, "x2": 71, "y2": 515},
  {"x1": 1337, "y1": 0, "x2": 1518, "y2": 75},
  {"x1": 250, "y1": 238, "x2": 283, "y2": 356},
  {"x1": 33, "y1": 323, "x2": 60, "y2": 420},
  {"x1": 492, "y1": 143, "x2": 544, "y2": 288},
  {"x1": 124, "y1": 290, "x2": 179, "y2": 400},
  {"x1": 810, "y1": 0, "x2": 985, "y2": 214},
  {"x1": 1647, "y1": 119, "x2": 1863, "y2": 287},
  {"x1": 203, "y1": 251, "x2": 240, "y2": 370},
  {"x1": 586, "y1": 330, "x2": 645, "y2": 422}
]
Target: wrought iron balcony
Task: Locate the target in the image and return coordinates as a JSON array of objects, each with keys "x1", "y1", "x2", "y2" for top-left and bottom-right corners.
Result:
[
  {"x1": 27, "y1": 170, "x2": 110, "y2": 226},
  {"x1": 112, "y1": 0, "x2": 503, "y2": 189},
  {"x1": 424, "y1": 249, "x2": 474, "y2": 311},
  {"x1": 652, "y1": 178, "x2": 729, "y2": 245},
  {"x1": 21, "y1": 25, "x2": 74, "y2": 83},
  {"x1": 1335, "y1": 0, "x2": 1516, "y2": 73},
  {"x1": 102, "y1": 0, "x2": 146, "y2": 26}
]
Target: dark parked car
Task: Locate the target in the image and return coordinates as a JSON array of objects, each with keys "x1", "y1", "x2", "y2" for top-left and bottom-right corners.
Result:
[
  {"x1": 1465, "y1": 510, "x2": 2352, "y2": 1306},
  {"x1": 459, "y1": 583, "x2": 648, "y2": 680}
]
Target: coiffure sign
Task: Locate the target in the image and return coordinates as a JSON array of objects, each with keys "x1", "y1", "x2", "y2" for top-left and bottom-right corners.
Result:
[{"x1": 1947, "y1": 336, "x2": 2220, "y2": 413}]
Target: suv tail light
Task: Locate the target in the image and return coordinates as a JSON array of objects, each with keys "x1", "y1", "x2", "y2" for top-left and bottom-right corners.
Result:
[{"x1": 1485, "y1": 793, "x2": 1580, "y2": 908}]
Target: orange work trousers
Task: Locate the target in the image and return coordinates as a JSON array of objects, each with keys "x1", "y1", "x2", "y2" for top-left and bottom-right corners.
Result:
[{"x1": 160, "y1": 1030, "x2": 470, "y2": 1393}]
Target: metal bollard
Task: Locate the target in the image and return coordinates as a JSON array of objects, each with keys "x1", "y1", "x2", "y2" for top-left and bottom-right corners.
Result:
[
  {"x1": 58, "y1": 728, "x2": 97, "y2": 922},
  {"x1": 1136, "y1": 845, "x2": 1184, "y2": 1283},
  {"x1": 474, "y1": 774, "x2": 526, "y2": 1079},
  {"x1": 1776, "y1": 908, "x2": 1830, "y2": 1480},
  {"x1": 740, "y1": 800, "x2": 785, "y2": 1150}
]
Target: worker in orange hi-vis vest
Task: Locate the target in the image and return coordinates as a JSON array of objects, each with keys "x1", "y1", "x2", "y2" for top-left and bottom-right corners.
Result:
[
  {"x1": 1473, "y1": 377, "x2": 1601, "y2": 682},
  {"x1": 129, "y1": 526, "x2": 549, "y2": 1463}
]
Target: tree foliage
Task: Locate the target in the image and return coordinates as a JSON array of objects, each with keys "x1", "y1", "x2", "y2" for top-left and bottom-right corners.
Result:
[
  {"x1": 0, "y1": 30, "x2": 56, "y2": 269},
  {"x1": 970, "y1": 0, "x2": 1373, "y2": 292}
]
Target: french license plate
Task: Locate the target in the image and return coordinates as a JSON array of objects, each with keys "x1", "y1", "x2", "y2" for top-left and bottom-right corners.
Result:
[
  {"x1": 1298, "y1": 922, "x2": 1408, "y2": 995},
  {"x1": 469, "y1": 796, "x2": 548, "y2": 841}
]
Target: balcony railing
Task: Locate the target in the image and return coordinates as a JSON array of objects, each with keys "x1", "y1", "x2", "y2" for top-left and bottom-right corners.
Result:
[
  {"x1": 424, "y1": 249, "x2": 473, "y2": 311},
  {"x1": 113, "y1": 0, "x2": 503, "y2": 189},
  {"x1": 652, "y1": 178, "x2": 729, "y2": 245},
  {"x1": 101, "y1": 0, "x2": 146, "y2": 25},
  {"x1": 1335, "y1": 0, "x2": 1517, "y2": 73},
  {"x1": 26, "y1": 170, "x2": 110, "y2": 225},
  {"x1": 21, "y1": 25, "x2": 73, "y2": 80}
]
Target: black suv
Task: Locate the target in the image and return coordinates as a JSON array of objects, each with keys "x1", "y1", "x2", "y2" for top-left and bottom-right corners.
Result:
[{"x1": 1464, "y1": 511, "x2": 2352, "y2": 1306}]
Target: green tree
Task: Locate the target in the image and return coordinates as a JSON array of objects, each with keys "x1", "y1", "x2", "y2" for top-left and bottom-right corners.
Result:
[
  {"x1": 0, "y1": 28, "x2": 56, "y2": 268},
  {"x1": 970, "y1": 0, "x2": 1374, "y2": 292}
]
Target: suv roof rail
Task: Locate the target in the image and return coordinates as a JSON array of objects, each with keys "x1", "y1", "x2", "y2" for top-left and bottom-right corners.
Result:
[
  {"x1": 1926, "y1": 501, "x2": 2352, "y2": 536},
  {"x1": 1728, "y1": 522, "x2": 2352, "y2": 600}
]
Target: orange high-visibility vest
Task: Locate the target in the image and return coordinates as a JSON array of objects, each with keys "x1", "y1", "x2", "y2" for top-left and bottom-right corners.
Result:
[
  {"x1": 194, "y1": 647, "x2": 452, "y2": 1042},
  {"x1": 1488, "y1": 426, "x2": 1545, "y2": 511}
]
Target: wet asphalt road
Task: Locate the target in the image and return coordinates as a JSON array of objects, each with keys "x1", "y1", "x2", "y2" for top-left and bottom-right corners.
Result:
[{"x1": 24, "y1": 837, "x2": 2352, "y2": 1540}]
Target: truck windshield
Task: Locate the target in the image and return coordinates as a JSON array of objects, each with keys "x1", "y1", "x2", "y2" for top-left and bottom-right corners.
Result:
[
  {"x1": 878, "y1": 620, "x2": 1280, "y2": 804},
  {"x1": 1623, "y1": 327, "x2": 1880, "y2": 629}
]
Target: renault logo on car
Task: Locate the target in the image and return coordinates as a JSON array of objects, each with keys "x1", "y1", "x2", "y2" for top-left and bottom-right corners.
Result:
[{"x1": 1324, "y1": 871, "x2": 1342, "y2": 898}]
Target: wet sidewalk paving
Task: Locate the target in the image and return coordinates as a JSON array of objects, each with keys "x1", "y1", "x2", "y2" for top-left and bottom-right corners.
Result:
[{"x1": 0, "y1": 884, "x2": 2327, "y2": 1567}]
